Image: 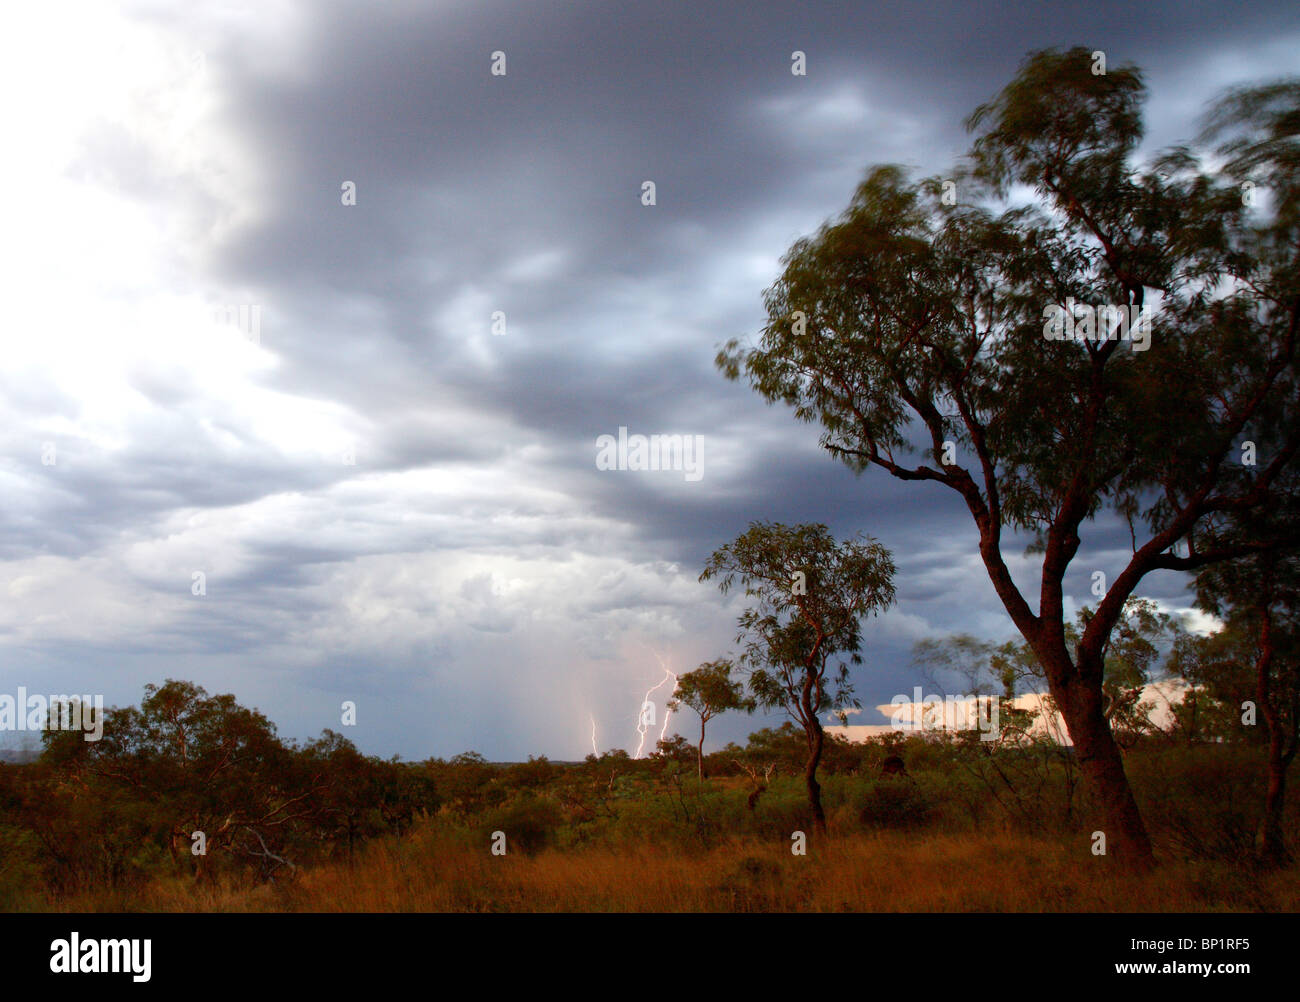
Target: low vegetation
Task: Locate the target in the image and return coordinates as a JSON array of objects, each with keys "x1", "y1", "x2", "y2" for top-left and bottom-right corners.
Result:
[{"x1": 1, "y1": 680, "x2": 1296, "y2": 911}]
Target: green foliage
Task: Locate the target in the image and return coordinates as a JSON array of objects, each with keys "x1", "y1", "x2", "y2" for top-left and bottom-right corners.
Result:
[
  {"x1": 669, "y1": 659, "x2": 754, "y2": 779},
  {"x1": 1200, "y1": 78, "x2": 1300, "y2": 234},
  {"x1": 701, "y1": 523, "x2": 896, "y2": 719},
  {"x1": 853, "y1": 778, "x2": 939, "y2": 831},
  {"x1": 746, "y1": 781, "x2": 815, "y2": 840},
  {"x1": 653, "y1": 734, "x2": 695, "y2": 766},
  {"x1": 699, "y1": 521, "x2": 896, "y2": 829},
  {"x1": 478, "y1": 794, "x2": 564, "y2": 856},
  {"x1": 4, "y1": 675, "x2": 1296, "y2": 910},
  {"x1": 0, "y1": 681, "x2": 444, "y2": 896},
  {"x1": 1127, "y1": 746, "x2": 1275, "y2": 861},
  {"x1": 670, "y1": 660, "x2": 753, "y2": 723},
  {"x1": 501, "y1": 756, "x2": 558, "y2": 790},
  {"x1": 722, "y1": 723, "x2": 808, "y2": 773}
]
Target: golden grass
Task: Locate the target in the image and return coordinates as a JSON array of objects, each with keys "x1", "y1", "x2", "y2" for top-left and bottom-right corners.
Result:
[{"x1": 37, "y1": 825, "x2": 1300, "y2": 912}]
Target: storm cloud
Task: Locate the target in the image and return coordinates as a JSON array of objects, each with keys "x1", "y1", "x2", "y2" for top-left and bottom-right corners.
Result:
[{"x1": 3, "y1": 0, "x2": 1296, "y2": 758}]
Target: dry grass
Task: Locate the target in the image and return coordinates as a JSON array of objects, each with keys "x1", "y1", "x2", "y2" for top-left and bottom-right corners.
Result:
[{"x1": 39, "y1": 825, "x2": 1300, "y2": 912}]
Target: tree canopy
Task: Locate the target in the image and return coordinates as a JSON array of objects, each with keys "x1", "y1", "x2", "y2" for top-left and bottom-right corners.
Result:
[{"x1": 718, "y1": 47, "x2": 1300, "y2": 866}]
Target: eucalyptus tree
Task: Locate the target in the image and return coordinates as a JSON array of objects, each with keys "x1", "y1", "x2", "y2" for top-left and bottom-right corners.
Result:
[
  {"x1": 668, "y1": 659, "x2": 754, "y2": 782},
  {"x1": 701, "y1": 521, "x2": 895, "y2": 833},
  {"x1": 718, "y1": 50, "x2": 1299, "y2": 866}
]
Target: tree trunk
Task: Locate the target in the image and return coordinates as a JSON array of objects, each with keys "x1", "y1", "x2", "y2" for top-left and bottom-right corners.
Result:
[
  {"x1": 1253, "y1": 606, "x2": 1292, "y2": 867},
  {"x1": 1258, "y1": 759, "x2": 1289, "y2": 867},
  {"x1": 804, "y1": 718, "x2": 827, "y2": 835},
  {"x1": 698, "y1": 718, "x2": 706, "y2": 782},
  {"x1": 1054, "y1": 674, "x2": 1155, "y2": 870}
]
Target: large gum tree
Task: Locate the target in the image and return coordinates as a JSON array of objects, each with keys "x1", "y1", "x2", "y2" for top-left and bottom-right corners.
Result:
[{"x1": 718, "y1": 49, "x2": 1299, "y2": 867}]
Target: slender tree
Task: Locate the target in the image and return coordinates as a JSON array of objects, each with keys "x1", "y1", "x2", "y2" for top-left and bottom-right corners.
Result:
[
  {"x1": 700, "y1": 521, "x2": 895, "y2": 834},
  {"x1": 668, "y1": 659, "x2": 754, "y2": 781},
  {"x1": 1189, "y1": 491, "x2": 1300, "y2": 866}
]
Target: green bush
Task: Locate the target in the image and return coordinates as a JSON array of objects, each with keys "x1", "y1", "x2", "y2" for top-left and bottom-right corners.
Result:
[
  {"x1": 854, "y1": 778, "x2": 938, "y2": 830},
  {"x1": 1126, "y1": 744, "x2": 1278, "y2": 861},
  {"x1": 748, "y1": 780, "x2": 815, "y2": 840},
  {"x1": 477, "y1": 794, "x2": 564, "y2": 856}
]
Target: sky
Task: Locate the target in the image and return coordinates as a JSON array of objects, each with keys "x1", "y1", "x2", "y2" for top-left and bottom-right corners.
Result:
[{"x1": 1, "y1": 0, "x2": 1296, "y2": 761}]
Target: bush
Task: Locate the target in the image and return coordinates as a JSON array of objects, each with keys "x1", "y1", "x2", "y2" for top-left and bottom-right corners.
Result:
[
  {"x1": 1126, "y1": 744, "x2": 1277, "y2": 861},
  {"x1": 854, "y1": 778, "x2": 938, "y2": 830},
  {"x1": 748, "y1": 781, "x2": 815, "y2": 840},
  {"x1": 477, "y1": 794, "x2": 564, "y2": 856}
]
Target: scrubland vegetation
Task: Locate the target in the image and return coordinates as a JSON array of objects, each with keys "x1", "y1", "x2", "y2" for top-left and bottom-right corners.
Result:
[{"x1": 1, "y1": 681, "x2": 1296, "y2": 912}]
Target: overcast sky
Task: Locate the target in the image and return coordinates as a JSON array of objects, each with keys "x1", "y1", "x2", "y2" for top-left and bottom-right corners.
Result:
[{"x1": 2, "y1": 0, "x2": 1296, "y2": 760}]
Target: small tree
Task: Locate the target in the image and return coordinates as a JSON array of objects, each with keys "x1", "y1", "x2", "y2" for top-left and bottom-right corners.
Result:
[
  {"x1": 701, "y1": 521, "x2": 896, "y2": 833},
  {"x1": 1190, "y1": 495, "x2": 1300, "y2": 866},
  {"x1": 669, "y1": 659, "x2": 754, "y2": 781}
]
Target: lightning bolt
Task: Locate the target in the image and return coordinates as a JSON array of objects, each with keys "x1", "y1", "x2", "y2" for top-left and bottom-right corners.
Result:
[
  {"x1": 633, "y1": 648, "x2": 677, "y2": 759},
  {"x1": 589, "y1": 713, "x2": 598, "y2": 756}
]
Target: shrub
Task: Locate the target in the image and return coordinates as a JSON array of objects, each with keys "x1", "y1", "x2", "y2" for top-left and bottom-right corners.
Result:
[
  {"x1": 854, "y1": 778, "x2": 938, "y2": 830},
  {"x1": 1126, "y1": 744, "x2": 1278, "y2": 861},
  {"x1": 477, "y1": 794, "x2": 564, "y2": 856}
]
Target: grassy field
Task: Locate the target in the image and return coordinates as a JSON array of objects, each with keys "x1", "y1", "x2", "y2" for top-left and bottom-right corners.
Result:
[{"x1": 33, "y1": 824, "x2": 1300, "y2": 913}]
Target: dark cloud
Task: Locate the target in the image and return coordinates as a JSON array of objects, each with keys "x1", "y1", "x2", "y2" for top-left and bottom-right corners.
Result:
[{"x1": 2, "y1": 0, "x2": 1293, "y2": 758}]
